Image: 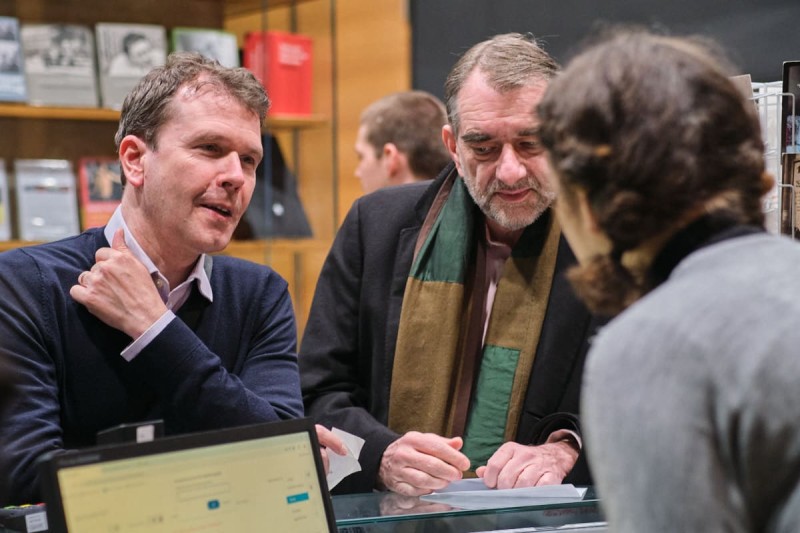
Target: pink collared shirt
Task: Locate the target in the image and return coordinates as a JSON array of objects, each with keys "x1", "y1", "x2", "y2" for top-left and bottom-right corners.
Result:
[{"x1": 104, "y1": 207, "x2": 213, "y2": 361}]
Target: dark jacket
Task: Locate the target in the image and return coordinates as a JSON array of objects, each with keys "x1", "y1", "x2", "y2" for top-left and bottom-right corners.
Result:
[
  {"x1": 0, "y1": 228, "x2": 302, "y2": 505},
  {"x1": 300, "y1": 164, "x2": 601, "y2": 493}
]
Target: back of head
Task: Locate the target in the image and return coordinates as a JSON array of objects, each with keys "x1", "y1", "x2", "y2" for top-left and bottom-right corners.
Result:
[
  {"x1": 114, "y1": 52, "x2": 269, "y2": 184},
  {"x1": 538, "y1": 30, "x2": 768, "y2": 313},
  {"x1": 360, "y1": 90, "x2": 450, "y2": 180},
  {"x1": 444, "y1": 32, "x2": 559, "y2": 134}
]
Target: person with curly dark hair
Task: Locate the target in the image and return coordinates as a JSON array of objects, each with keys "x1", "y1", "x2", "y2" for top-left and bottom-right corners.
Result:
[{"x1": 539, "y1": 29, "x2": 800, "y2": 531}]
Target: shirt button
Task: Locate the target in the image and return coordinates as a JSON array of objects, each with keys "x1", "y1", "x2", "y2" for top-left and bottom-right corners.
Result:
[{"x1": 155, "y1": 279, "x2": 164, "y2": 289}]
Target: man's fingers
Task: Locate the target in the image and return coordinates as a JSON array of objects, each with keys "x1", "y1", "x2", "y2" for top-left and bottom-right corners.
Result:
[
  {"x1": 534, "y1": 471, "x2": 561, "y2": 486},
  {"x1": 379, "y1": 432, "x2": 470, "y2": 495},
  {"x1": 387, "y1": 440, "x2": 461, "y2": 480},
  {"x1": 402, "y1": 432, "x2": 470, "y2": 470},
  {"x1": 388, "y1": 464, "x2": 452, "y2": 495},
  {"x1": 315, "y1": 425, "x2": 348, "y2": 456},
  {"x1": 446, "y1": 436, "x2": 464, "y2": 451},
  {"x1": 481, "y1": 442, "x2": 516, "y2": 488}
]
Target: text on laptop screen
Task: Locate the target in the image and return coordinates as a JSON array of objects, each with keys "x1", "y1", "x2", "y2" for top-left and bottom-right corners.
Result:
[{"x1": 56, "y1": 431, "x2": 330, "y2": 532}]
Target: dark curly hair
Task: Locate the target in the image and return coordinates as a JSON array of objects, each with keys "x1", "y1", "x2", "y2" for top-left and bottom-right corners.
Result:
[{"x1": 538, "y1": 30, "x2": 770, "y2": 315}]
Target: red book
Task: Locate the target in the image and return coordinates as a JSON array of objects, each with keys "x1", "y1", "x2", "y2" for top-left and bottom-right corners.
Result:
[
  {"x1": 77, "y1": 157, "x2": 122, "y2": 229},
  {"x1": 243, "y1": 31, "x2": 313, "y2": 116}
]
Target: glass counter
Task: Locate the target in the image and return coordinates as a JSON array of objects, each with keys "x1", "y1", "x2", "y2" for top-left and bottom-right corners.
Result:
[{"x1": 332, "y1": 487, "x2": 605, "y2": 532}]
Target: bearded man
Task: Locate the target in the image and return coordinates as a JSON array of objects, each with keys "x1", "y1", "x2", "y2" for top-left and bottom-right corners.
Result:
[{"x1": 300, "y1": 33, "x2": 602, "y2": 496}]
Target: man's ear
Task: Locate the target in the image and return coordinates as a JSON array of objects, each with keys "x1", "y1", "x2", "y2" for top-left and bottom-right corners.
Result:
[
  {"x1": 381, "y1": 143, "x2": 404, "y2": 177},
  {"x1": 442, "y1": 125, "x2": 462, "y2": 174},
  {"x1": 118, "y1": 135, "x2": 148, "y2": 188}
]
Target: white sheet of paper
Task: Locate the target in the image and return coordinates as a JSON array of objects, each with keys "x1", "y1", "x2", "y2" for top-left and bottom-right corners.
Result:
[
  {"x1": 420, "y1": 482, "x2": 587, "y2": 510},
  {"x1": 325, "y1": 427, "x2": 365, "y2": 490}
]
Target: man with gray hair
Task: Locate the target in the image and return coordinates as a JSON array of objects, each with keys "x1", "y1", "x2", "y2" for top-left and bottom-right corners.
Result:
[
  {"x1": 354, "y1": 90, "x2": 450, "y2": 193},
  {"x1": 301, "y1": 33, "x2": 602, "y2": 496}
]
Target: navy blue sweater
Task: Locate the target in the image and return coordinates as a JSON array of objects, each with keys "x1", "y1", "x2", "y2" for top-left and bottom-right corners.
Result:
[{"x1": 0, "y1": 228, "x2": 302, "y2": 504}]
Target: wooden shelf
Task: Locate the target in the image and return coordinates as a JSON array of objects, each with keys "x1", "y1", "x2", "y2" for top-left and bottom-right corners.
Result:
[
  {"x1": 0, "y1": 238, "x2": 331, "y2": 255},
  {"x1": 0, "y1": 241, "x2": 38, "y2": 253},
  {"x1": 224, "y1": 0, "x2": 313, "y2": 17},
  {"x1": 0, "y1": 103, "x2": 327, "y2": 130},
  {"x1": 265, "y1": 113, "x2": 327, "y2": 129},
  {"x1": 0, "y1": 103, "x2": 119, "y2": 122}
]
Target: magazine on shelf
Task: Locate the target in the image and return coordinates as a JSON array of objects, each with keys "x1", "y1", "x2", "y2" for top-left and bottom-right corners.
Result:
[
  {"x1": 14, "y1": 159, "x2": 80, "y2": 242},
  {"x1": 0, "y1": 16, "x2": 27, "y2": 102},
  {"x1": 20, "y1": 23, "x2": 99, "y2": 107},
  {"x1": 77, "y1": 156, "x2": 122, "y2": 229},
  {"x1": 171, "y1": 27, "x2": 239, "y2": 68},
  {"x1": 243, "y1": 31, "x2": 312, "y2": 116},
  {"x1": 0, "y1": 159, "x2": 11, "y2": 240},
  {"x1": 95, "y1": 22, "x2": 167, "y2": 109},
  {"x1": 781, "y1": 152, "x2": 800, "y2": 238},
  {"x1": 781, "y1": 60, "x2": 800, "y2": 154}
]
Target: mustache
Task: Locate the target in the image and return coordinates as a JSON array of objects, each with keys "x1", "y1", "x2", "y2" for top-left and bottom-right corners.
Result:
[{"x1": 488, "y1": 176, "x2": 548, "y2": 195}]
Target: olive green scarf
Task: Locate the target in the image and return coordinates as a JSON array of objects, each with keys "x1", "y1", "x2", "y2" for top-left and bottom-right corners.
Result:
[{"x1": 389, "y1": 171, "x2": 560, "y2": 468}]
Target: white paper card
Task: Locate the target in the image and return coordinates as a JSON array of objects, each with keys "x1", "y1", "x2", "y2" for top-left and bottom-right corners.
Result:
[
  {"x1": 421, "y1": 481, "x2": 587, "y2": 510},
  {"x1": 325, "y1": 427, "x2": 364, "y2": 490}
]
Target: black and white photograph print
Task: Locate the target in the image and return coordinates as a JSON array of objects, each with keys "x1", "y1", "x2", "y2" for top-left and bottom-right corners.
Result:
[
  {"x1": 95, "y1": 23, "x2": 166, "y2": 77},
  {"x1": 20, "y1": 24, "x2": 95, "y2": 74},
  {"x1": 0, "y1": 17, "x2": 26, "y2": 102},
  {"x1": 0, "y1": 18, "x2": 22, "y2": 74},
  {"x1": 172, "y1": 27, "x2": 239, "y2": 68}
]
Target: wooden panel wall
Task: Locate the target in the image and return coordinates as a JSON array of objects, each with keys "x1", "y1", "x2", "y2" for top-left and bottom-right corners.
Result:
[
  {"x1": 334, "y1": 1, "x2": 411, "y2": 224},
  {"x1": 225, "y1": 0, "x2": 410, "y2": 340}
]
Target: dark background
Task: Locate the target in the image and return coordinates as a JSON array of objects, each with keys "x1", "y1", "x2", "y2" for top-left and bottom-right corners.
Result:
[{"x1": 411, "y1": 0, "x2": 800, "y2": 97}]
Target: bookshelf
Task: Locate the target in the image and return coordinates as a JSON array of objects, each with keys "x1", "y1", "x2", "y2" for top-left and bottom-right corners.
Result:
[
  {"x1": 0, "y1": 102, "x2": 327, "y2": 128},
  {"x1": 0, "y1": 0, "x2": 335, "y2": 337},
  {"x1": 0, "y1": 0, "x2": 411, "y2": 338},
  {"x1": 224, "y1": 0, "x2": 314, "y2": 17}
]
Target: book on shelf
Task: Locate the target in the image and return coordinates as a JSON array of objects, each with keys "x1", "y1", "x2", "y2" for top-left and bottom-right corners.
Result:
[
  {"x1": 95, "y1": 22, "x2": 167, "y2": 109},
  {"x1": 19, "y1": 23, "x2": 99, "y2": 107},
  {"x1": 0, "y1": 159, "x2": 11, "y2": 240},
  {"x1": 243, "y1": 31, "x2": 312, "y2": 116},
  {"x1": 171, "y1": 27, "x2": 239, "y2": 68},
  {"x1": 0, "y1": 16, "x2": 27, "y2": 103},
  {"x1": 14, "y1": 159, "x2": 80, "y2": 242},
  {"x1": 77, "y1": 156, "x2": 122, "y2": 230}
]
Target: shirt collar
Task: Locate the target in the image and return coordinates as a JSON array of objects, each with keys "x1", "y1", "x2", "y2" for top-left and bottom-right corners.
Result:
[{"x1": 104, "y1": 207, "x2": 213, "y2": 302}]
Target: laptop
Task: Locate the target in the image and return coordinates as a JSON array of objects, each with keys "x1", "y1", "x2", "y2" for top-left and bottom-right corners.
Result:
[{"x1": 38, "y1": 418, "x2": 337, "y2": 533}]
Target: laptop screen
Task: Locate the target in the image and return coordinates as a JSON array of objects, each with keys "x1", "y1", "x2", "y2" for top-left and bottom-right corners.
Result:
[{"x1": 39, "y1": 418, "x2": 336, "y2": 533}]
